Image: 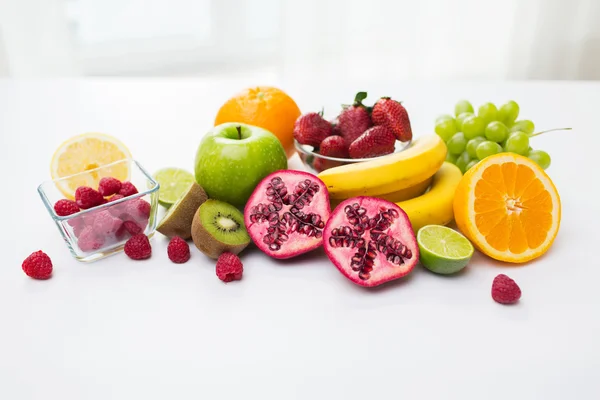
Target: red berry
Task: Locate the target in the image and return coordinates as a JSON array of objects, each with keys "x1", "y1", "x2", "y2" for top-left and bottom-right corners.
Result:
[
  {"x1": 293, "y1": 112, "x2": 333, "y2": 147},
  {"x1": 98, "y1": 177, "x2": 122, "y2": 196},
  {"x1": 107, "y1": 194, "x2": 124, "y2": 202},
  {"x1": 124, "y1": 234, "x2": 152, "y2": 260},
  {"x1": 216, "y1": 252, "x2": 243, "y2": 282},
  {"x1": 348, "y1": 126, "x2": 396, "y2": 159},
  {"x1": 167, "y1": 236, "x2": 190, "y2": 264},
  {"x1": 75, "y1": 186, "x2": 105, "y2": 209},
  {"x1": 127, "y1": 198, "x2": 151, "y2": 219},
  {"x1": 338, "y1": 92, "x2": 372, "y2": 145},
  {"x1": 123, "y1": 220, "x2": 144, "y2": 235},
  {"x1": 319, "y1": 135, "x2": 349, "y2": 158},
  {"x1": 54, "y1": 199, "x2": 80, "y2": 216},
  {"x1": 371, "y1": 97, "x2": 412, "y2": 142},
  {"x1": 77, "y1": 227, "x2": 105, "y2": 252},
  {"x1": 119, "y1": 181, "x2": 138, "y2": 197},
  {"x1": 92, "y1": 211, "x2": 123, "y2": 237},
  {"x1": 22, "y1": 250, "x2": 53, "y2": 280},
  {"x1": 491, "y1": 274, "x2": 522, "y2": 304}
]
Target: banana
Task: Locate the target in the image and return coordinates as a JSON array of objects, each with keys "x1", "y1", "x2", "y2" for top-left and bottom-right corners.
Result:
[
  {"x1": 318, "y1": 135, "x2": 447, "y2": 199},
  {"x1": 396, "y1": 162, "x2": 463, "y2": 232}
]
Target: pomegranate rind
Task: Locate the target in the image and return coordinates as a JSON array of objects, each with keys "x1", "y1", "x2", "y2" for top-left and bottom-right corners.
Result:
[
  {"x1": 244, "y1": 170, "x2": 331, "y2": 259},
  {"x1": 323, "y1": 196, "x2": 419, "y2": 287}
]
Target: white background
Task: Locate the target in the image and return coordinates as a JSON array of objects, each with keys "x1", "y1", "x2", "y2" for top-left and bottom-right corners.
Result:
[{"x1": 0, "y1": 77, "x2": 599, "y2": 399}]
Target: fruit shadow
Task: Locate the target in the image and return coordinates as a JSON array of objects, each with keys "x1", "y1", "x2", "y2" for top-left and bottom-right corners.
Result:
[{"x1": 245, "y1": 244, "x2": 329, "y2": 267}]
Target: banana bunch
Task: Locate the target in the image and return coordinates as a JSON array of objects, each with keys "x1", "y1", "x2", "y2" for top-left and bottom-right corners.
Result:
[{"x1": 319, "y1": 135, "x2": 463, "y2": 231}]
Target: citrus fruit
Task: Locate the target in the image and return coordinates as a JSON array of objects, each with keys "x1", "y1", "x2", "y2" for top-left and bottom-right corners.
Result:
[
  {"x1": 453, "y1": 153, "x2": 561, "y2": 263},
  {"x1": 153, "y1": 168, "x2": 195, "y2": 208},
  {"x1": 214, "y1": 86, "x2": 301, "y2": 158},
  {"x1": 417, "y1": 225, "x2": 474, "y2": 274},
  {"x1": 50, "y1": 133, "x2": 132, "y2": 198}
]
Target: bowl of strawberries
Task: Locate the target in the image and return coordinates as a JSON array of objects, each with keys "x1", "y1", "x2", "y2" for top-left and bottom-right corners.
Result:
[{"x1": 293, "y1": 92, "x2": 412, "y2": 173}]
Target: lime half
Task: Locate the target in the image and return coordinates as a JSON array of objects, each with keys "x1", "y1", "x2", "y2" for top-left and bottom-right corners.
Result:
[
  {"x1": 153, "y1": 168, "x2": 196, "y2": 208},
  {"x1": 417, "y1": 225, "x2": 474, "y2": 274}
]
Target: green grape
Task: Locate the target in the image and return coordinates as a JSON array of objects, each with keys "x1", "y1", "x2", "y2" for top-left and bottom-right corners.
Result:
[
  {"x1": 465, "y1": 160, "x2": 479, "y2": 171},
  {"x1": 498, "y1": 100, "x2": 519, "y2": 125},
  {"x1": 510, "y1": 120, "x2": 535, "y2": 134},
  {"x1": 504, "y1": 131, "x2": 530, "y2": 155},
  {"x1": 462, "y1": 116, "x2": 486, "y2": 139},
  {"x1": 436, "y1": 114, "x2": 454, "y2": 124},
  {"x1": 478, "y1": 102, "x2": 498, "y2": 124},
  {"x1": 484, "y1": 121, "x2": 509, "y2": 143},
  {"x1": 528, "y1": 149, "x2": 551, "y2": 169},
  {"x1": 447, "y1": 132, "x2": 467, "y2": 155},
  {"x1": 435, "y1": 118, "x2": 457, "y2": 142},
  {"x1": 455, "y1": 151, "x2": 472, "y2": 173},
  {"x1": 466, "y1": 137, "x2": 486, "y2": 158},
  {"x1": 476, "y1": 140, "x2": 503, "y2": 160},
  {"x1": 445, "y1": 152, "x2": 457, "y2": 164},
  {"x1": 455, "y1": 100, "x2": 474, "y2": 117},
  {"x1": 455, "y1": 112, "x2": 474, "y2": 131}
]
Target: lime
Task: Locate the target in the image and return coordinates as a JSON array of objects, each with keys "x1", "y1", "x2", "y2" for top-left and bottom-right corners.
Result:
[
  {"x1": 417, "y1": 225, "x2": 474, "y2": 274},
  {"x1": 153, "y1": 168, "x2": 196, "y2": 208}
]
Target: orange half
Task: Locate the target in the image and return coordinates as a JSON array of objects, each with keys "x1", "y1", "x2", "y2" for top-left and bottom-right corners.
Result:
[{"x1": 453, "y1": 153, "x2": 561, "y2": 263}]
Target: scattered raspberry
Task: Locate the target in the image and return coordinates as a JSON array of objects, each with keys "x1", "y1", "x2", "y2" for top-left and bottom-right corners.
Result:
[
  {"x1": 77, "y1": 227, "x2": 105, "y2": 252},
  {"x1": 167, "y1": 236, "x2": 190, "y2": 263},
  {"x1": 119, "y1": 181, "x2": 138, "y2": 197},
  {"x1": 22, "y1": 250, "x2": 53, "y2": 280},
  {"x1": 75, "y1": 186, "x2": 105, "y2": 209},
  {"x1": 107, "y1": 194, "x2": 124, "y2": 202},
  {"x1": 216, "y1": 252, "x2": 243, "y2": 282},
  {"x1": 54, "y1": 199, "x2": 80, "y2": 217},
  {"x1": 123, "y1": 220, "x2": 144, "y2": 235},
  {"x1": 124, "y1": 234, "x2": 152, "y2": 260},
  {"x1": 98, "y1": 177, "x2": 122, "y2": 197},
  {"x1": 92, "y1": 211, "x2": 123, "y2": 237},
  {"x1": 491, "y1": 274, "x2": 522, "y2": 304}
]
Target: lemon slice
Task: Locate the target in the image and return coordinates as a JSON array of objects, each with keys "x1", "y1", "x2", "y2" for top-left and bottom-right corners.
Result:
[{"x1": 50, "y1": 133, "x2": 132, "y2": 198}]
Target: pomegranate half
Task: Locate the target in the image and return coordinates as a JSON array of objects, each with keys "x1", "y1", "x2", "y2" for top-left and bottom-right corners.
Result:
[
  {"x1": 323, "y1": 197, "x2": 418, "y2": 287},
  {"x1": 244, "y1": 170, "x2": 331, "y2": 259}
]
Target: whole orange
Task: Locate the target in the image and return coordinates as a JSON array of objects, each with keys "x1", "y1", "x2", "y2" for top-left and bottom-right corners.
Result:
[{"x1": 214, "y1": 86, "x2": 301, "y2": 158}]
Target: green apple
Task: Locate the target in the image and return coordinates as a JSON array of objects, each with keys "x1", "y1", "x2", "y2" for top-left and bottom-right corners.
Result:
[{"x1": 195, "y1": 123, "x2": 287, "y2": 208}]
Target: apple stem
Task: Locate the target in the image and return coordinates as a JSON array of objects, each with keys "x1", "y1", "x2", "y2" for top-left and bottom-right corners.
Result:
[
  {"x1": 528, "y1": 127, "x2": 572, "y2": 137},
  {"x1": 236, "y1": 125, "x2": 242, "y2": 140}
]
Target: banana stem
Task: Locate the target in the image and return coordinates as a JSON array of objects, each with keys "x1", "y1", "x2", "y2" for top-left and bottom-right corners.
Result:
[{"x1": 528, "y1": 127, "x2": 572, "y2": 137}]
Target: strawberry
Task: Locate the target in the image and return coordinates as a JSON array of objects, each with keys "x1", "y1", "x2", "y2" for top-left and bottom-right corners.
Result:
[
  {"x1": 348, "y1": 126, "x2": 396, "y2": 159},
  {"x1": 371, "y1": 97, "x2": 412, "y2": 142},
  {"x1": 337, "y1": 92, "x2": 372, "y2": 145},
  {"x1": 293, "y1": 112, "x2": 333, "y2": 148},
  {"x1": 319, "y1": 135, "x2": 349, "y2": 158}
]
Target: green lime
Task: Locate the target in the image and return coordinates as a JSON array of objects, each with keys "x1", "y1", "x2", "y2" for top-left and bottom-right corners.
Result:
[
  {"x1": 417, "y1": 225, "x2": 474, "y2": 275},
  {"x1": 153, "y1": 168, "x2": 196, "y2": 208}
]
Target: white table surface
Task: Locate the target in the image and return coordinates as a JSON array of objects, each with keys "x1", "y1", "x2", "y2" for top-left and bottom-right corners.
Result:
[{"x1": 1, "y1": 78, "x2": 599, "y2": 400}]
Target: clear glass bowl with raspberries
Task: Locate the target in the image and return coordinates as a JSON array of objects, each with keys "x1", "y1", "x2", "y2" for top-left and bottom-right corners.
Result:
[
  {"x1": 37, "y1": 159, "x2": 160, "y2": 262},
  {"x1": 294, "y1": 139, "x2": 412, "y2": 174}
]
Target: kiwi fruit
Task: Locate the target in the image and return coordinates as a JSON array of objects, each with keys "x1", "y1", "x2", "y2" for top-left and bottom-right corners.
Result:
[
  {"x1": 157, "y1": 182, "x2": 207, "y2": 239},
  {"x1": 191, "y1": 199, "x2": 250, "y2": 259}
]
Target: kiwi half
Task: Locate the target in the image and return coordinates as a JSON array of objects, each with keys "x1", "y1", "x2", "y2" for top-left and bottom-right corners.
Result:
[
  {"x1": 157, "y1": 182, "x2": 208, "y2": 239},
  {"x1": 191, "y1": 199, "x2": 250, "y2": 259}
]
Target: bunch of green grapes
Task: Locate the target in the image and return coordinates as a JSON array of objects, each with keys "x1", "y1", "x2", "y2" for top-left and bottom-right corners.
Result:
[{"x1": 434, "y1": 100, "x2": 557, "y2": 173}]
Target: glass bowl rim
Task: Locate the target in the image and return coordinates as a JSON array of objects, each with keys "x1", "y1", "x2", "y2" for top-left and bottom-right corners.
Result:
[
  {"x1": 37, "y1": 158, "x2": 160, "y2": 222},
  {"x1": 294, "y1": 138, "x2": 413, "y2": 162}
]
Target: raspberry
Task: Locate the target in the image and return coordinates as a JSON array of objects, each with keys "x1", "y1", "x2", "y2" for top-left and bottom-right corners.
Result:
[
  {"x1": 124, "y1": 234, "x2": 152, "y2": 260},
  {"x1": 98, "y1": 177, "x2": 122, "y2": 197},
  {"x1": 119, "y1": 181, "x2": 138, "y2": 197},
  {"x1": 92, "y1": 211, "x2": 123, "y2": 237},
  {"x1": 123, "y1": 220, "x2": 144, "y2": 235},
  {"x1": 107, "y1": 194, "x2": 124, "y2": 202},
  {"x1": 75, "y1": 186, "x2": 105, "y2": 209},
  {"x1": 125, "y1": 198, "x2": 151, "y2": 220},
  {"x1": 216, "y1": 252, "x2": 243, "y2": 282},
  {"x1": 22, "y1": 250, "x2": 53, "y2": 280},
  {"x1": 167, "y1": 236, "x2": 190, "y2": 263},
  {"x1": 491, "y1": 274, "x2": 522, "y2": 304},
  {"x1": 77, "y1": 227, "x2": 105, "y2": 252},
  {"x1": 54, "y1": 199, "x2": 80, "y2": 217}
]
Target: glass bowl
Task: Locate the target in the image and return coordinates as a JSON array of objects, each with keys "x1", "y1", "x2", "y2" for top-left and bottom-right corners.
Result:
[
  {"x1": 294, "y1": 138, "x2": 412, "y2": 174},
  {"x1": 37, "y1": 159, "x2": 160, "y2": 262}
]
